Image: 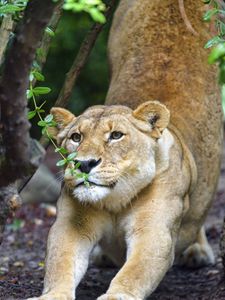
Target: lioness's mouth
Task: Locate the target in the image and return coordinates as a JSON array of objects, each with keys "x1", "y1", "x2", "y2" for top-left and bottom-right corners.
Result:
[{"x1": 76, "y1": 180, "x2": 117, "y2": 189}]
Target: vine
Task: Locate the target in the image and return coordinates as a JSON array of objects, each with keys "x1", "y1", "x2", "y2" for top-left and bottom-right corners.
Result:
[{"x1": 27, "y1": 45, "x2": 90, "y2": 186}]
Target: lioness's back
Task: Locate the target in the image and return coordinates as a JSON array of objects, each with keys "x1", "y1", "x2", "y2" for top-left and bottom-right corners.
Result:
[{"x1": 106, "y1": 0, "x2": 223, "y2": 233}]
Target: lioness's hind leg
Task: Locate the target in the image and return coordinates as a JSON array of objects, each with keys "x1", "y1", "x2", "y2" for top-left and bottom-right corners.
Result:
[{"x1": 178, "y1": 226, "x2": 215, "y2": 268}]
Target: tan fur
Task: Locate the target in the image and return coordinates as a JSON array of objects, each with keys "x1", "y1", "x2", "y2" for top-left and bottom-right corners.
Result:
[{"x1": 28, "y1": 0, "x2": 223, "y2": 299}]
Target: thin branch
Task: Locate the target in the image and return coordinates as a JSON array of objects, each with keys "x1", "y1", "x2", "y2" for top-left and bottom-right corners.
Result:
[
  {"x1": 36, "y1": 0, "x2": 64, "y2": 69},
  {"x1": 0, "y1": 15, "x2": 14, "y2": 66},
  {"x1": 0, "y1": 0, "x2": 56, "y2": 187},
  {"x1": 55, "y1": 0, "x2": 117, "y2": 107}
]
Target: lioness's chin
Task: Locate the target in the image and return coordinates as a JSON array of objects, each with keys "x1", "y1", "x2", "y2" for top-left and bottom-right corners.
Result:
[{"x1": 72, "y1": 185, "x2": 111, "y2": 203}]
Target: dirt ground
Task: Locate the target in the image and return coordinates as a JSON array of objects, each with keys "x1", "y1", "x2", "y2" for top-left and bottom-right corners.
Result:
[{"x1": 0, "y1": 143, "x2": 225, "y2": 300}]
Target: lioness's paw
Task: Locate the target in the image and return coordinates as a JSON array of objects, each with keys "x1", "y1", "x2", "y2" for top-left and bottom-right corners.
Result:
[
  {"x1": 97, "y1": 293, "x2": 140, "y2": 300},
  {"x1": 178, "y1": 242, "x2": 215, "y2": 268},
  {"x1": 27, "y1": 293, "x2": 73, "y2": 300}
]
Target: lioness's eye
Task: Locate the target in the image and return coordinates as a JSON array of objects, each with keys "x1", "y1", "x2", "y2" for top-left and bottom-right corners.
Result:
[
  {"x1": 71, "y1": 133, "x2": 81, "y2": 143},
  {"x1": 110, "y1": 131, "x2": 124, "y2": 140}
]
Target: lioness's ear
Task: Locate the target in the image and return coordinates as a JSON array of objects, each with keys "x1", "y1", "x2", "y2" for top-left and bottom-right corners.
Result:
[
  {"x1": 49, "y1": 107, "x2": 75, "y2": 139},
  {"x1": 133, "y1": 101, "x2": 170, "y2": 138}
]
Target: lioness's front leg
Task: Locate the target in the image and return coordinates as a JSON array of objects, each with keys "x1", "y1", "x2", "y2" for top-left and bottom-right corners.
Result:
[
  {"x1": 29, "y1": 192, "x2": 109, "y2": 300},
  {"x1": 98, "y1": 191, "x2": 184, "y2": 300}
]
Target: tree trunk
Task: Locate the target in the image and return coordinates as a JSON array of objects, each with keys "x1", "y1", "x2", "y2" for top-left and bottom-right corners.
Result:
[
  {"x1": 221, "y1": 217, "x2": 225, "y2": 270},
  {"x1": 0, "y1": 0, "x2": 56, "y2": 186},
  {"x1": 0, "y1": 0, "x2": 56, "y2": 244}
]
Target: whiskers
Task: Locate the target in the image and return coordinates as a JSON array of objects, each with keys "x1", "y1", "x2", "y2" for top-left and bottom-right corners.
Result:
[
  {"x1": 30, "y1": 169, "x2": 63, "y2": 200},
  {"x1": 55, "y1": 170, "x2": 64, "y2": 183}
]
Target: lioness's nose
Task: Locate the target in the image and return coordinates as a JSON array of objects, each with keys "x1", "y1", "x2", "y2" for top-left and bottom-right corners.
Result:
[{"x1": 75, "y1": 159, "x2": 101, "y2": 174}]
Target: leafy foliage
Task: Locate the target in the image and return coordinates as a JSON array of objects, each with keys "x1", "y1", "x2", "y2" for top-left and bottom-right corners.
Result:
[
  {"x1": 203, "y1": 0, "x2": 225, "y2": 115},
  {"x1": 64, "y1": 0, "x2": 106, "y2": 23},
  {"x1": 28, "y1": 63, "x2": 89, "y2": 185},
  {"x1": 0, "y1": 0, "x2": 27, "y2": 18},
  {"x1": 0, "y1": 0, "x2": 106, "y2": 21}
]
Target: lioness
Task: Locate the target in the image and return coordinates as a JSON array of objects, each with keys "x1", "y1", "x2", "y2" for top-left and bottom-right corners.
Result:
[{"x1": 29, "y1": 0, "x2": 223, "y2": 299}]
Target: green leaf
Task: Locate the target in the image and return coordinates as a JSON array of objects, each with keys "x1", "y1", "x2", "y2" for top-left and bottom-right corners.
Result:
[
  {"x1": 36, "y1": 48, "x2": 45, "y2": 60},
  {"x1": 203, "y1": 8, "x2": 218, "y2": 22},
  {"x1": 67, "y1": 152, "x2": 77, "y2": 161},
  {"x1": 44, "y1": 114, "x2": 53, "y2": 123},
  {"x1": 38, "y1": 120, "x2": 47, "y2": 127},
  {"x1": 63, "y1": 3, "x2": 83, "y2": 11},
  {"x1": 219, "y1": 61, "x2": 225, "y2": 84},
  {"x1": 75, "y1": 161, "x2": 81, "y2": 169},
  {"x1": 82, "y1": 173, "x2": 89, "y2": 180},
  {"x1": 76, "y1": 173, "x2": 85, "y2": 179},
  {"x1": 204, "y1": 36, "x2": 224, "y2": 49},
  {"x1": 89, "y1": 7, "x2": 106, "y2": 23},
  {"x1": 29, "y1": 72, "x2": 34, "y2": 82},
  {"x1": 27, "y1": 110, "x2": 36, "y2": 120},
  {"x1": 42, "y1": 127, "x2": 47, "y2": 135},
  {"x1": 33, "y1": 71, "x2": 45, "y2": 81},
  {"x1": 56, "y1": 159, "x2": 67, "y2": 167},
  {"x1": 45, "y1": 27, "x2": 55, "y2": 37},
  {"x1": 48, "y1": 120, "x2": 57, "y2": 127},
  {"x1": 26, "y1": 89, "x2": 33, "y2": 100},
  {"x1": 32, "y1": 60, "x2": 41, "y2": 71},
  {"x1": 33, "y1": 87, "x2": 51, "y2": 95},
  {"x1": 84, "y1": 181, "x2": 90, "y2": 187},
  {"x1": 208, "y1": 43, "x2": 225, "y2": 64},
  {"x1": 0, "y1": 4, "x2": 24, "y2": 14},
  {"x1": 55, "y1": 147, "x2": 68, "y2": 154},
  {"x1": 218, "y1": 20, "x2": 225, "y2": 36},
  {"x1": 38, "y1": 109, "x2": 45, "y2": 113}
]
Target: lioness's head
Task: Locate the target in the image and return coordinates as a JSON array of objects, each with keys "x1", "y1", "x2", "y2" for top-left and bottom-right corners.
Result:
[{"x1": 50, "y1": 101, "x2": 171, "y2": 211}]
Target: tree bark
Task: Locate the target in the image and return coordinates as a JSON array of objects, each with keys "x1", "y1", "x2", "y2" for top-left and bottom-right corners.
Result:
[
  {"x1": 0, "y1": 0, "x2": 56, "y2": 187},
  {"x1": 0, "y1": 15, "x2": 14, "y2": 66},
  {"x1": 221, "y1": 217, "x2": 225, "y2": 270}
]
